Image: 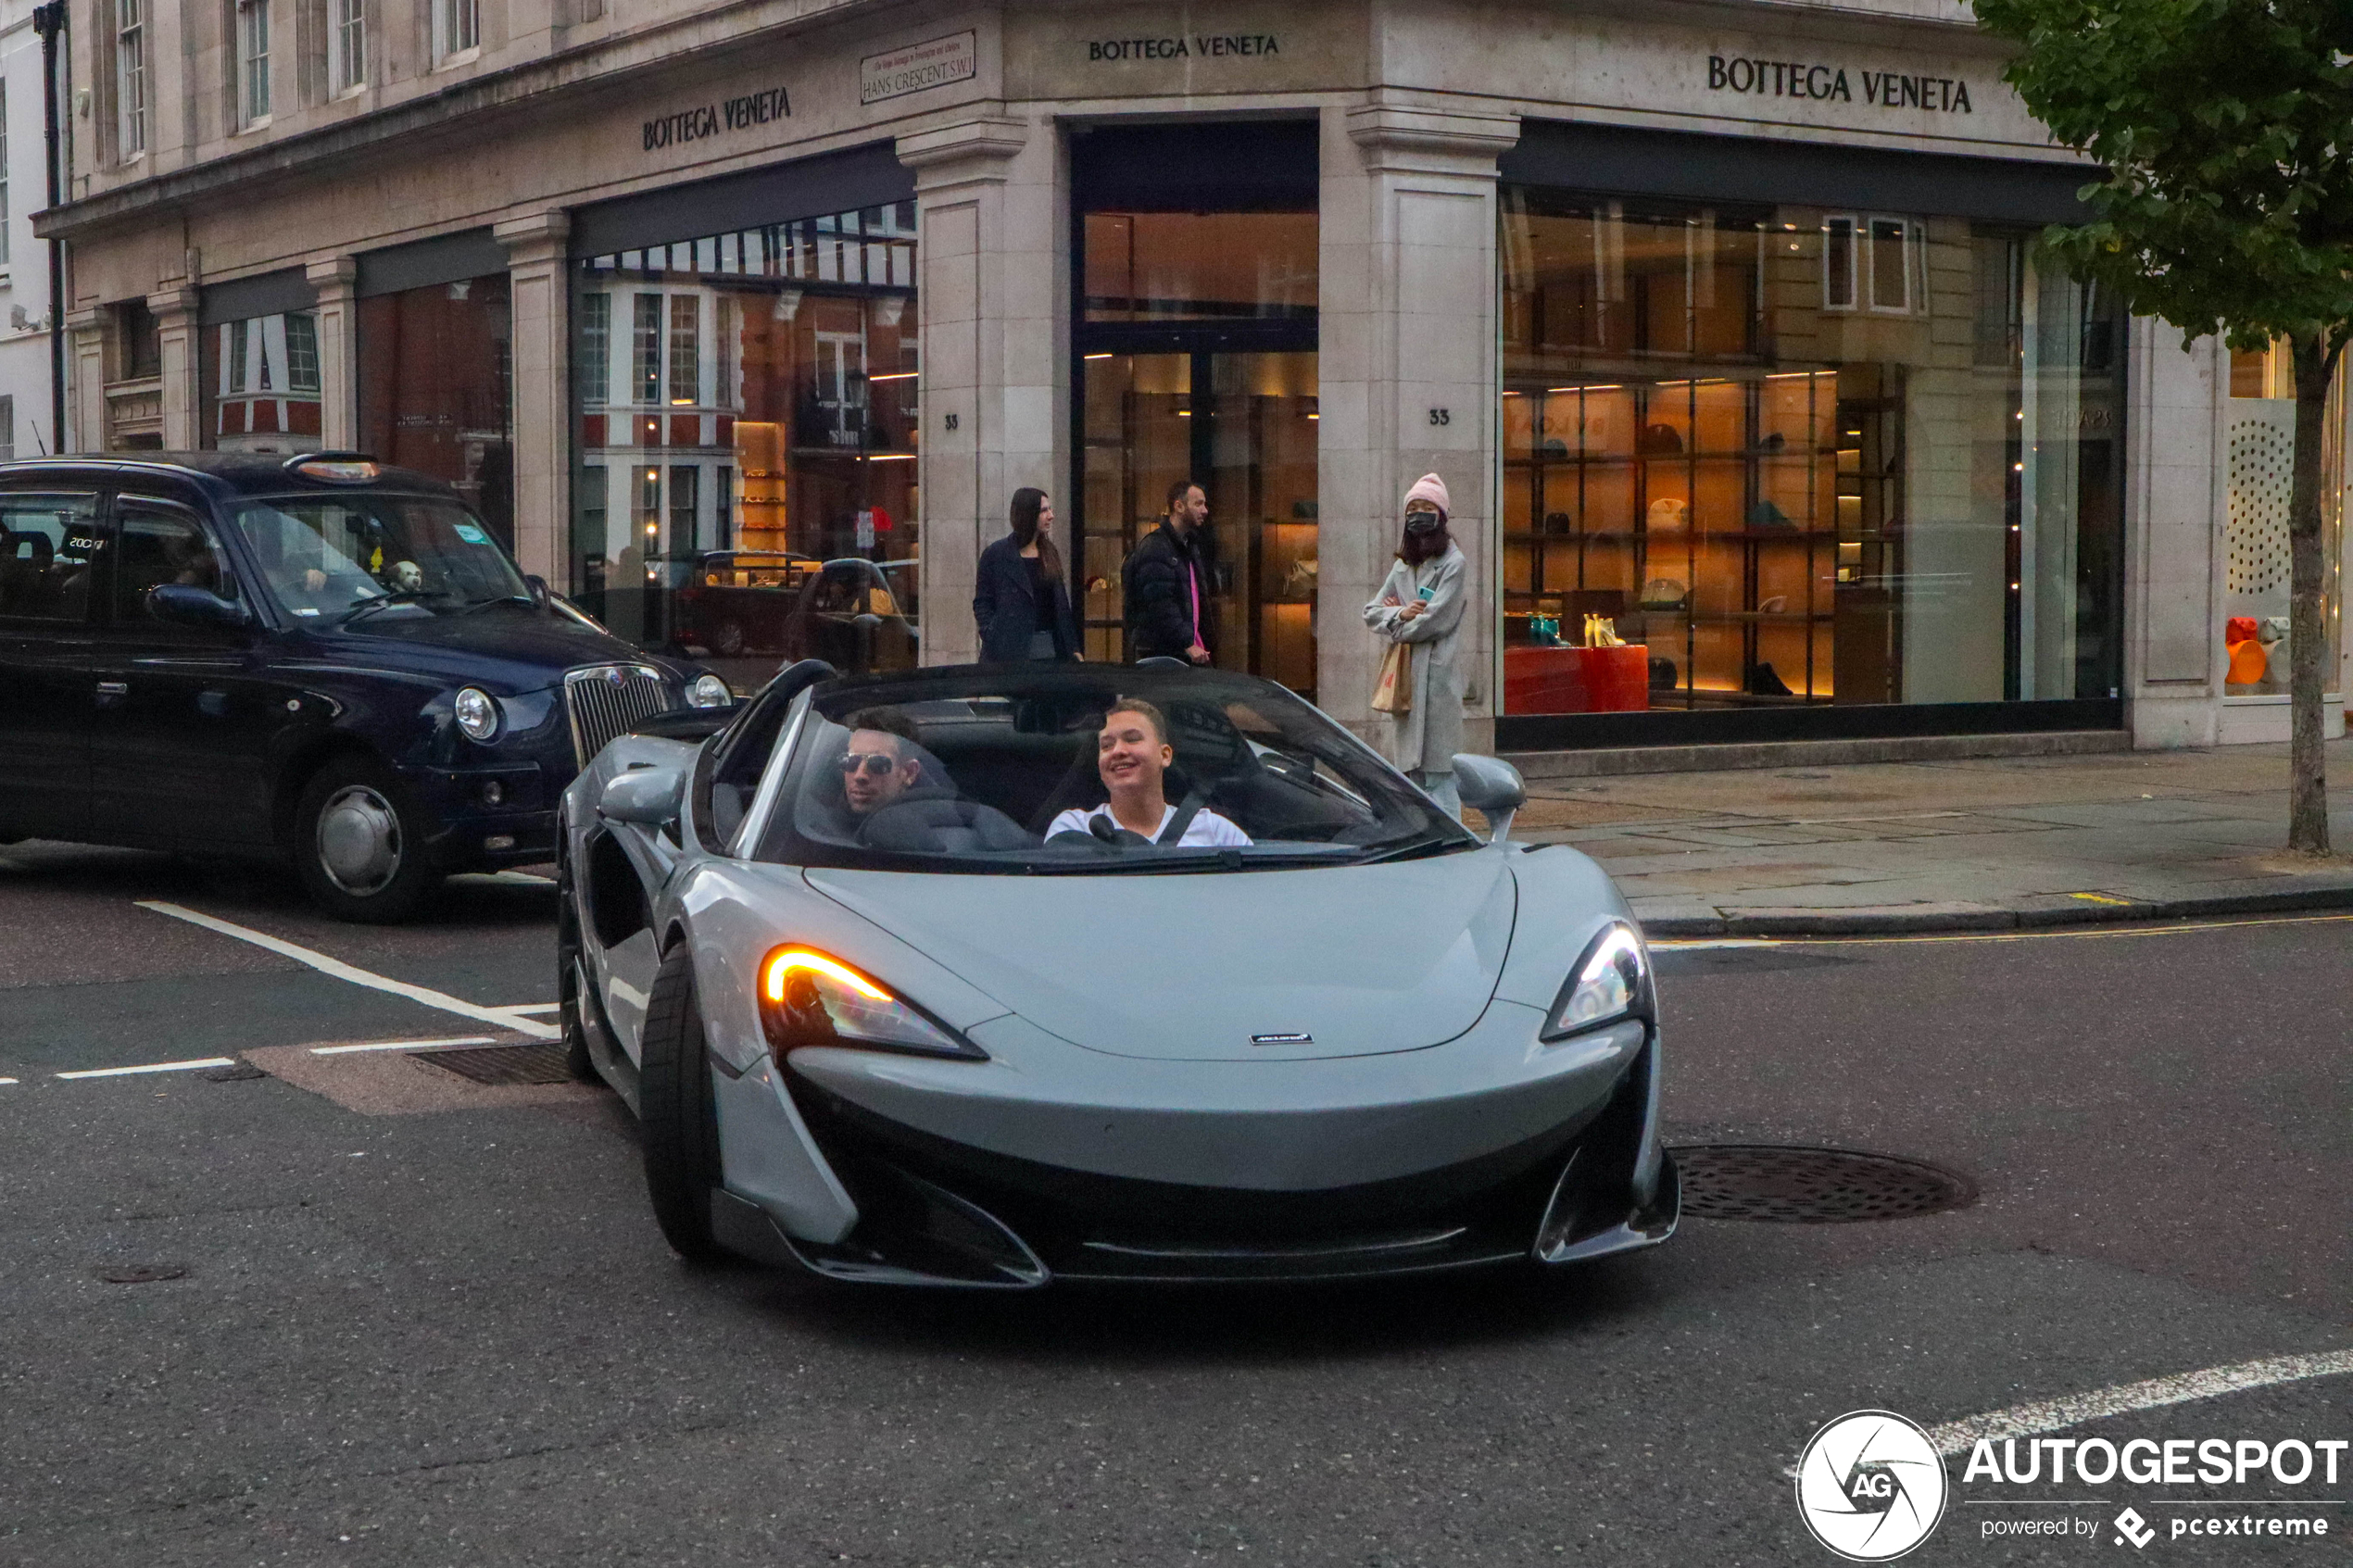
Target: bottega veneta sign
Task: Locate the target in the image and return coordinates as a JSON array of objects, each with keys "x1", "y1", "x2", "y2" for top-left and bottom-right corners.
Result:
[
  {"x1": 1085, "y1": 33, "x2": 1279, "y2": 61},
  {"x1": 643, "y1": 85, "x2": 791, "y2": 151},
  {"x1": 1706, "y1": 54, "x2": 1973, "y2": 112}
]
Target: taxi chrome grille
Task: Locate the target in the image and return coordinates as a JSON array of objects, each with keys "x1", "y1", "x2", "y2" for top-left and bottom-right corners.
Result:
[{"x1": 564, "y1": 663, "x2": 677, "y2": 763}]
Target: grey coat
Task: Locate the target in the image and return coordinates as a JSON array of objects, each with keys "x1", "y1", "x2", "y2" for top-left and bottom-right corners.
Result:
[{"x1": 1362, "y1": 543, "x2": 1466, "y2": 773}]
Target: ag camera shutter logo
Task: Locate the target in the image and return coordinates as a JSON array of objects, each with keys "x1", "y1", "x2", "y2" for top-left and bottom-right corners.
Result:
[{"x1": 1795, "y1": 1410, "x2": 1949, "y2": 1561}]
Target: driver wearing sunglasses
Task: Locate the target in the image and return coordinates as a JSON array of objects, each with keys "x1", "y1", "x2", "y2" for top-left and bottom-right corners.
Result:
[{"x1": 838, "y1": 708, "x2": 925, "y2": 818}]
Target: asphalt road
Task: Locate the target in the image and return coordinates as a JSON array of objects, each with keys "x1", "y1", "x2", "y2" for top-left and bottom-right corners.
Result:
[{"x1": 2, "y1": 840, "x2": 2347, "y2": 1566}]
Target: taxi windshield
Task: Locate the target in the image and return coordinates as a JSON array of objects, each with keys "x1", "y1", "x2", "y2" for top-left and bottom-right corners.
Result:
[
  {"x1": 750, "y1": 668, "x2": 1478, "y2": 875},
  {"x1": 231, "y1": 494, "x2": 529, "y2": 621}
]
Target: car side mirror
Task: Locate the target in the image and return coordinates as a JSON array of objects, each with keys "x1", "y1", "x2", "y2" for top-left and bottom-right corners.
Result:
[
  {"x1": 598, "y1": 765, "x2": 686, "y2": 826},
  {"x1": 1452, "y1": 753, "x2": 1527, "y2": 843},
  {"x1": 148, "y1": 583, "x2": 253, "y2": 631},
  {"x1": 523, "y1": 573, "x2": 552, "y2": 610}
]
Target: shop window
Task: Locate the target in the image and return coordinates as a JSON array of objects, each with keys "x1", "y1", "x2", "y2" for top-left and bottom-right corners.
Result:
[
  {"x1": 357, "y1": 275, "x2": 513, "y2": 547},
  {"x1": 114, "y1": 0, "x2": 147, "y2": 158},
  {"x1": 570, "y1": 201, "x2": 918, "y2": 671},
  {"x1": 202, "y1": 310, "x2": 324, "y2": 452},
  {"x1": 2221, "y1": 337, "x2": 2344, "y2": 696},
  {"x1": 1501, "y1": 188, "x2": 2125, "y2": 726}
]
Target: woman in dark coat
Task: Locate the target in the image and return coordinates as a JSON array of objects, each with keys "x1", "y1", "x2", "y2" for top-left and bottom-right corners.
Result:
[{"x1": 973, "y1": 486, "x2": 1081, "y2": 663}]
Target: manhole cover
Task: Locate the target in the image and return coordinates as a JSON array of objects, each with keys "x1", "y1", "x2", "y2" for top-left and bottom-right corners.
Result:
[
  {"x1": 1669, "y1": 1145, "x2": 1976, "y2": 1223},
  {"x1": 415, "y1": 1043, "x2": 573, "y2": 1086},
  {"x1": 94, "y1": 1262, "x2": 189, "y2": 1284}
]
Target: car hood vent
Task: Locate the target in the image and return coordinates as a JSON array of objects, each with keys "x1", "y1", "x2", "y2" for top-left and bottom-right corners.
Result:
[{"x1": 805, "y1": 854, "x2": 1516, "y2": 1061}]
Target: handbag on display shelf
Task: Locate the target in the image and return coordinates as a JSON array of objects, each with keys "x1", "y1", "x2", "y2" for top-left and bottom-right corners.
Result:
[{"x1": 1371, "y1": 638, "x2": 1415, "y2": 714}]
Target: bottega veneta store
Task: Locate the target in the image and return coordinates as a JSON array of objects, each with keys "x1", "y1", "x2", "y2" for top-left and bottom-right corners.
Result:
[{"x1": 52, "y1": 1, "x2": 2346, "y2": 754}]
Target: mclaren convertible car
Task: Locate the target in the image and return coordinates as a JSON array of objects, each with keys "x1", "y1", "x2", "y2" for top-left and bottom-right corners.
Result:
[{"x1": 557, "y1": 659, "x2": 1678, "y2": 1286}]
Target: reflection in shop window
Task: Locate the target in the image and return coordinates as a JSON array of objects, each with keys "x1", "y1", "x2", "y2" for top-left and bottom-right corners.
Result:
[
  {"x1": 202, "y1": 311, "x2": 323, "y2": 452},
  {"x1": 571, "y1": 203, "x2": 917, "y2": 670},
  {"x1": 1500, "y1": 188, "x2": 2124, "y2": 721},
  {"x1": 356, "y1": 275, "x2": 514, "y2": 548},
  {"x1": 2221, "y1": 337, "x2": 2345, "y2": 697}
]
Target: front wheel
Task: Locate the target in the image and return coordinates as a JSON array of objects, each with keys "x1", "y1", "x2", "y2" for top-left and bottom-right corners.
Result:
[
  {"x1": 554, "y1": 824, "x2": 598, "y2": 1083},
  {"x1": 291, "y1": 755, "x2": 443, "y2": 923},
  {"x1": 638, "y1": 943, "x2": 727, "y2": 1263}
]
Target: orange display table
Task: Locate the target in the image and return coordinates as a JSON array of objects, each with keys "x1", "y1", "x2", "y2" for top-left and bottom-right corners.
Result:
[{"x1": 1504, "y1": 644, "x2": 1651, "y2": 714}]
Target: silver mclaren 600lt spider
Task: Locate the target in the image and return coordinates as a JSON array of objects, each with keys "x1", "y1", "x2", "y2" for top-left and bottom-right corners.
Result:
[{"x1": 557, "y1": 659, "x2": 1677, "y2": 1286}]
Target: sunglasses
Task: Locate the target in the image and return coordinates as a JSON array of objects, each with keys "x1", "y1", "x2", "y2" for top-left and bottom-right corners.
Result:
[{"x1": 837, "y1": 752, "x2": 898, "y2": 777}]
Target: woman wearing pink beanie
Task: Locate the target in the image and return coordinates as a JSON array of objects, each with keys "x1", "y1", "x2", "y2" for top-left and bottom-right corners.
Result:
[{"x1": 1362, "y1": 472, "x2": 1467, "y2": 819}]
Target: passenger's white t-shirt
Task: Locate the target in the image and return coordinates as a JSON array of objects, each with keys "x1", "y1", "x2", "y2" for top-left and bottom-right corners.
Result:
[{"x1": 1048, "y1": 802, "x2": 1252, "y2": 847}]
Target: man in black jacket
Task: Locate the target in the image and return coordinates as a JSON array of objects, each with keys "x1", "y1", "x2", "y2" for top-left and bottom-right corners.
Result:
[{"x1": 1122, "y1": 480, "x2": 1212, "y2": 664}]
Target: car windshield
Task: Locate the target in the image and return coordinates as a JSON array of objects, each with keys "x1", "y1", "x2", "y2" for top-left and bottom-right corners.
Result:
[
  {"x1": 230, "y1": 494, "x2": 529, "y2": 621},
  {"x1": 751, "y1": 668, "x2": 1478, "y2": 874}
]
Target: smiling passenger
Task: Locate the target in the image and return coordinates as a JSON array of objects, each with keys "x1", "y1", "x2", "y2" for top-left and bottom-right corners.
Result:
[{"x1": 1049, "y1": 697, "x2": 1251, "y2": 847}]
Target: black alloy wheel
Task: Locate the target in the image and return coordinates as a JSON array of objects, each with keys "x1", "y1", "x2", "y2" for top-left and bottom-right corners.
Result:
[
  {"x1": 291, "y1": 754, "x2": 443, "y2": 923},
  {"x1": 553, "y1": 822, "x2": 598, "y2": 1084},
  {"x1": 638, "y1": 943, "x2": 728, "y2": 1263}
]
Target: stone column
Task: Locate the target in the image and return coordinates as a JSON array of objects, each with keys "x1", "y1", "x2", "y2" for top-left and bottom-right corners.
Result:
[
  {"x1": 497, "y1": 211, "x2": 573, "y2": 583},
  {"x1": 899, "y1": 112, "x2": 1056, "y2": 667},
  {"x1": 66, "y1": 307, "x2": 106, "y2": 454},
  {"x1": 1323, "y1": 101, "x2": 1518, "y2": 756},
  {"x1": 147, "y1": 284, "x2": 201, "y2": 449},
  {"x1": 303, "y1": 257, "x2": 359, "y2": 450},
  {"x1": 2123, "y1": 321, "x2": 2224, "y2": 747}
]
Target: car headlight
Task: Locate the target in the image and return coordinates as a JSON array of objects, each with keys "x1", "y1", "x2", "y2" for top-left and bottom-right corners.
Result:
[
  {"x1": 452, "y1": 685, "x2": 502, "y2": 743},
  {"x1": 688, "y1": 672, "x2": 733, "y2": 709},
  {"x1": 758, "y1": 947, "x2": 987, "y2": 1061},
  {"x1": 1541, "y1": 922, "x2": 1654, "y2": 1039}
]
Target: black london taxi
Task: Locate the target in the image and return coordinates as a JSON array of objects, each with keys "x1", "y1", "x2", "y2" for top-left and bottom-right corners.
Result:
[{"x1": 0, "y1": 453, "x2": 733, "y2": 921}]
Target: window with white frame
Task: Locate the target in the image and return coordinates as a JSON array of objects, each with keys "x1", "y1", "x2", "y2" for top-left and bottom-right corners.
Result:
[
  {"x1": 1822, "y1": 215, "x2": 1925, "y2": 314},
  {"x1": 236, "y1": 0, "x2": 271, "y2": 126},
  {"x1": 667, "y1": 295, "x2": 698, "y2": 405},
  {"x1": 285, "y1": 312, "x2": 320, "y2": 394},
  {"x1": 329, "y1": 0, "x2": 365, "y2": 92},
  {"x1": 631, "y1": 294, "x2": 661, "y2": 405},
  {"x1": 578, "y1": 292, "x2": 610, "y2": 407},
  {"x1": 115, "y1": 0, "x2": 148, "y2": 157},
  {"x1": 432, "y1": 0, "x2": 478, "y2": 62},
  {"x1": 0, "y1": 397, "x2": 15, "y2": 461}
]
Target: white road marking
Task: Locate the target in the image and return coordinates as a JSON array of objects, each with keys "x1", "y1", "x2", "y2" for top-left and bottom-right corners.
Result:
[
  {"x1": 0, "y1": 1076, "x2": 18, "y2": 1085},
  {"x1": 503, "y1": 1003, "x2": 560, "y2": 1014},
  {"x1": 1649, "y1": 937, "x2": 1780, "y2": 950},
  {"x1": 56, "y1": 1057, "x2": 237, "y2": 1080},
  {"x1": 310, "y1": 1036, "x2": 496, "y2": 1056},
  {"x1": 135, "y1": 902, "x2": 560, "y2": 1040},
  {"x1": 1926, "y1": 1349, "x2": 2353, "y2": 1456}
]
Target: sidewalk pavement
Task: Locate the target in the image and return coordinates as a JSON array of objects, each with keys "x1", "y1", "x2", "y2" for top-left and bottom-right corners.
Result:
[{"x1": 1502, "y1": 737, "x2": 2353, "y2": 936}]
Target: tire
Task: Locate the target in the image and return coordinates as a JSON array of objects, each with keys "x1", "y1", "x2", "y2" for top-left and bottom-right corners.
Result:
[
  {"x1": 638, "y1": 942, "x2": 727, "y2": 1263},
  {"x1": 554, "y1": 825, "x2": 598, "y2": 1083},
  {"x1": 291, "y1": 755, "x2": 444, "y2": 923}
]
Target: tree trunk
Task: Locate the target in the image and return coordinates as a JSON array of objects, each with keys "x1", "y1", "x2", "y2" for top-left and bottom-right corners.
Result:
[{"x1": 2284, "y1": 332, "x2": 2339, "y2": 854}]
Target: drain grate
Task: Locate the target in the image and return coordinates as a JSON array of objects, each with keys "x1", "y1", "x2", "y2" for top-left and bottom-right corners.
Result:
[
  {"x1": 1669, "y1": 1144, "x2": 1976, "y2": 1223},
  {"x1": 414, "y1": 1043, "x2": 574, "y2": 1086}
]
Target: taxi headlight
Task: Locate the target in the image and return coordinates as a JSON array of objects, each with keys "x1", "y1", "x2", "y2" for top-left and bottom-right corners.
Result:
[
  {"x1": 758, "y1": 947, "x2": 987, "y2": 1062},
  {"x1": 688, "y1": 673, "x2": 733, "y2": 709},
  {"x1": 452, "y1": 685, "x2": 502, "y2": 743},
  {"x1": 1541, "y1": 922, "x2": 1654, "y2": 1039}
]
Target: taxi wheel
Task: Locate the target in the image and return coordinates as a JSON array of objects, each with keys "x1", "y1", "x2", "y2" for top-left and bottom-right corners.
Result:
[
  {"x1": 639, "y1": 943, "x2": 727, "y2": 1263},
  {"x1": 292, "y1": 756, "x2": 442, "y2": 923},
  {"x1": 554, "y1": 833, "x2": 598, "y2": 1083}
]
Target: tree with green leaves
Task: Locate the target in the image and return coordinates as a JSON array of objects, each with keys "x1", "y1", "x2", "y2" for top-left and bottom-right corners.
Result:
[{"x1": 1976, "y1": 0, "x2": 2351, "y2": 853}]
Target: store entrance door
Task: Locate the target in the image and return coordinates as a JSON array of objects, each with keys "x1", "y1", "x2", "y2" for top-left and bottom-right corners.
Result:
[{"x1": 1077, "y1": 349, "x2": 1319, "y2": 698}]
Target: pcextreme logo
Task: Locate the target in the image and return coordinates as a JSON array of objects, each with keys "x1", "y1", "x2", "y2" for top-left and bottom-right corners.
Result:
[{"x1": 1795, "y1": 1410, "x2": 1951, "y2": 1562}]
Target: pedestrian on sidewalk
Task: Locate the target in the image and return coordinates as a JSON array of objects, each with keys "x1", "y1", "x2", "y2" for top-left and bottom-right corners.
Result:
[
  {"x1": 1364, "y1": 472, "x2": 1468, "y2": 818},
  {"x1": 1123, "y1": 480, "x2": 1213, "y2": 665},
  {"x1": 973, "y1": 486, "x2": 1080, "y2": 663}
]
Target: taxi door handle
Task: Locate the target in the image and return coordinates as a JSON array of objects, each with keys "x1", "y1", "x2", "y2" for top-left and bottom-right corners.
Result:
[{"x1": 94, "y1": 680, "x2": 129, "y2": 703}]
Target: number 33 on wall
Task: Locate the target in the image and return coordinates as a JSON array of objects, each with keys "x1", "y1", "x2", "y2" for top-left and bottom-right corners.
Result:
[{"x1": 1428, "y1": 408, "x2": 1451, "y2": 426}]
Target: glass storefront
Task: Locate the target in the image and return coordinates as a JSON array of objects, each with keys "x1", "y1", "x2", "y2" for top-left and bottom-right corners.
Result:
[
  {"x1": 1074, "y1": 133, "x2": 1319, "y2": 696},
  {"x1": 1498, "y1": 187, "x2": 2124, "y2": 729},
  {"x1": 570, "y1": 202, "x2": 918, "y2": 687},
  {"x1": 2221, "y1": 340, "x2": 2345, "y2": 697},
  {"x1": 199, "y1": 309, "x2": 323, "y2": 454},
  {"x1": 358, "y1": 276, "x2": 515, "y2": 549}
]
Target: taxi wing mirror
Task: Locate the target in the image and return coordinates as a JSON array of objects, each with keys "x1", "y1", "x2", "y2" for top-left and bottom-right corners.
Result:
[
  {"x1": 148, "y1": 583, "x2": 253, "y2": 631},
  {"x1": 598, "y1": 765, "x2": 686, "y2": 826},
  {"x1": 1452, "y1": 753, "x2": 1526, "y2": 843}
]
